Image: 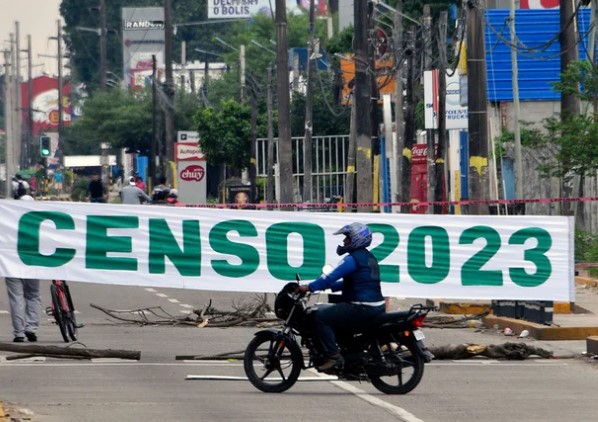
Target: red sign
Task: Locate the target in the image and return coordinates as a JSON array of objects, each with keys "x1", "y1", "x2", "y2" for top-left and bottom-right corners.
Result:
[
  {"x1": 20, "y1": 75, "x2": 71, "y2": 135},
  {"x1": 180, "y1": 164, "x2": 205, "y2": 182},
  {"x1": 520, "y1": 0, "x2": 559, "y2": 8}
]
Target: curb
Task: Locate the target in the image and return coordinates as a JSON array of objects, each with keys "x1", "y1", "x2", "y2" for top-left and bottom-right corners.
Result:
[
  {"x1": 588, "y1": 336, "x2": 598, "y2": 355},
  {"x1": 482, "y1": 315, "x2": 598, "y2": 340}
]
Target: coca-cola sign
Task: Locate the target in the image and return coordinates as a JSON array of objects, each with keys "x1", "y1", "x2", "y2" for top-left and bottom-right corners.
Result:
[{"x1": 180, "y1": 165, "x2": 205, "y2": 182}]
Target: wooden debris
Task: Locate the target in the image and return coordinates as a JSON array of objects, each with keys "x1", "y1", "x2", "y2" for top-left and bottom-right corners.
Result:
[
  {"x1": 90, "y1": 293, "x2": 279, "y2": 328},
  {"x1": 0, "y1": 342, "x2": 141, "y2": 361}
]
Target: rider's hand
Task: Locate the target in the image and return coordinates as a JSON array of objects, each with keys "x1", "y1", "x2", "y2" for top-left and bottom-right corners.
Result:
[{"x1": 297, "y1": 285, "x2": 310, "y2": 294}]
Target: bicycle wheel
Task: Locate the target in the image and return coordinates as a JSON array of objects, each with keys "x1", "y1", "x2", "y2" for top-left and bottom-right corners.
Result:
[
  {"x1": 243, "y1": 332, "x2": 303, "y2": 393},
  {"x1": 50, "y1": 285, "x2": 69, "y2": 343},
  {"x1": 62, "y1": 283, "x2": 78, "y2": 341}
]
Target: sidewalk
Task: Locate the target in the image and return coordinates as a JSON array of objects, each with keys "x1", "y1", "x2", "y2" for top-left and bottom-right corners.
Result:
[{"x1": 423, "y1": 277, "x2": 598, "y2": 357}]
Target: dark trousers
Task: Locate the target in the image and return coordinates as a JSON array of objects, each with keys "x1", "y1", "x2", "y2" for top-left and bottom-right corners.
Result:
[{"x1": 313, "y1": 302, "x2": 385, "y2": 357}]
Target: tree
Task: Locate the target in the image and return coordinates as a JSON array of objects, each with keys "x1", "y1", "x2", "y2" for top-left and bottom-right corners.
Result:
[
  {"x1": 536, "y1": 61, "x2": 598, "y2": 179},
  {"x1": 194, "y1": 99, "x2": 253, "y2": 174},
  {"x1": 62, "y1": 88, "x2": 153, "y2": 155}
]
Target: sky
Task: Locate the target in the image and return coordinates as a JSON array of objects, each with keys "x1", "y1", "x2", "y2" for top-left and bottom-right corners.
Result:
[{"x1": 0, "y1": 0, "x2": 62, "y2": 77}]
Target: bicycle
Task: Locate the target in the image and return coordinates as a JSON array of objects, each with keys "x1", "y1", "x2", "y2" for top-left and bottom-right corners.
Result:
[{"x1": 45, "y1": 280, "x2": 80, "y2": 342}]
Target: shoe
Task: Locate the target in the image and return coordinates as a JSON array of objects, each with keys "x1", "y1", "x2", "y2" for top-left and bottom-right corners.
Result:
[
  {"x1": 317, "y1": 354, "x2": 343, "y2": 372},
  {"x1": 25, "y1": 332, "x2": 37, "y2": 342},
  {"x1": 13, "y1": 337, "x2": 25, "y2": 343}
]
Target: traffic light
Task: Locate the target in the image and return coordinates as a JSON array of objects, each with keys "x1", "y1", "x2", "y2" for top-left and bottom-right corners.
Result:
[{"x1": 40, "y1": 135, "x2": 51, "y2": 157}]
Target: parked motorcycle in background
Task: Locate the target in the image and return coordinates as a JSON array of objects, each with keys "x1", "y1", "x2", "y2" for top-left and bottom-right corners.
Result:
[{"x1": 243, "y1": 274, "x2": 436, "y2": 394}]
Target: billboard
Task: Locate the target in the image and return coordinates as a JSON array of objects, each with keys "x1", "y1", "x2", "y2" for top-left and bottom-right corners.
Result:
[
  {"x1": 122, "y1": 7, "x2": 165, "y2": 89},
  {"x1": 20, "y1": 76, "x2": 71, "y2": 135},
  {"x1": 207, "y1": 0, "x2": 312, "y2": 19},
  {"x1": 175, "y1": 133, "x2": 207, "y2": 205},
  {"x1": 424, "y1": 70, "x2": 468, "y2": 130}
]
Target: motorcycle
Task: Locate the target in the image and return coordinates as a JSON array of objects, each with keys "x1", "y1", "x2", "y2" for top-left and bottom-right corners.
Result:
[{"x1": 243, "y1": 276, "x2": 436, "y2": 394}]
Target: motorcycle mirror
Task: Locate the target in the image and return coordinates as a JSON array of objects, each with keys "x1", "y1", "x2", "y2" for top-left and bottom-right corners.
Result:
[{"x1": 322, "y1": 264, "x2": 333, "y2": 275}]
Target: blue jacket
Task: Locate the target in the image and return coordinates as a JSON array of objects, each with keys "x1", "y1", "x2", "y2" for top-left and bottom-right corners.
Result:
[{"x1": 308, "y1": 248, "x2": 384, "y2": 303}]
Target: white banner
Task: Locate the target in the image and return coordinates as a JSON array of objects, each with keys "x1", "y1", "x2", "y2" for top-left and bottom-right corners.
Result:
[{"x1": 0, "y1": 200, "x2": 574, "y2": 301}]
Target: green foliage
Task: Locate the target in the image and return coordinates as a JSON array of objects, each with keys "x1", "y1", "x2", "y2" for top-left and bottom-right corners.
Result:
[
  {"x1": 575, "y1": 229, "x2": 598, "y2": 277},
  {"x1": 70, "y1": 176, "x2": 89, "y2": 202},
  {"x1": 63, "y1": 85, "x2": 201, "y2": 155},
  {"x1": 63, "y1": 88, "x2": 153, "y2": 154},
  {"x1": 533, "y1": 60, "x2": 598, "y2": 179},
  {"x1": 194, "y1": 99, "x2": 252, "y2": 171},
  {"x1": 493, "y1": 123, "x2": 545, "y2": 156}
]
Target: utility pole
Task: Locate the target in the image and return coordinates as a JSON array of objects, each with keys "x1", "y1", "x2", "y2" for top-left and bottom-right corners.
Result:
[
  {"x1": 354, "y1": 0, "x2": 373, "y2": 211},
  {"x1": 99, "y1": 0, "x2": 107, "y2": 91},
  {"x1": 25, "y1": 34, "x2": 33, "y2": 167},
  {"x1": 423, "y1": 6, "x2": 436, "y2": 214},
  {"x1": 14, "y1": 23, "x2": 22, "y2": 170},
  {"x1": 57, "y1": 20, "x2": 64, "y2": 171},
  {"x1": 240, "y1": 44, "x2": 246, "y2": 102},
  {"x1": 560, "y1": 0, "x2": 581, "y2": 219},
  {"x1": 4, "y1": 47, "x2": 15, "y2": 197},
  {"x1": 402, "y1": 30, "x2": 416, "y2": 211},
  {"x1": 266, "y1": 66, "x2": 275, "y2": 205},
  {"x1": 466, "y1": 0, "x2": 489, "y2": 214},
  {"x1": 303, "y1": 0, "x2": 315, "y2": 203},
  {"x1": 164, "y1": 0, "x2": 175, "y2": 167},
  {"x1": 436, "y1": 11, "x2": 448, "y2": 214},
  {"x1": 150, "y1": 55, "x2": 157, "y2": 187},
  {"x1": 275, "y1": 0, "x2": 294, "y2": 206},
  {"x1": 394, "y1": 0, "x2": 407, "y2": 212},
  {"x1": 510, "y1": 0, "x2": 523, "y2": 206}
]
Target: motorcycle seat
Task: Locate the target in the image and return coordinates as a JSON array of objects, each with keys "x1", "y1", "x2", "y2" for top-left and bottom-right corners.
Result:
[{"x1": 372, "y1": 310, "x2": 412, "y2": 325}]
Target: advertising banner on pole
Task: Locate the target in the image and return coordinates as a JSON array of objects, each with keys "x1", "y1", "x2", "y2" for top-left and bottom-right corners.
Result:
[
  {"x1": 175, "y1": 132, "x2": 207, "y2": 204},
  {"x1": 122, "y1": 7, "x2": 165, "y2": 89},
  {"x1": 424, "y1": 70, "x2": 468, "y2": 130},
  {"x1": 0, "y1": 200, "x2": 574, "y2": 301}
]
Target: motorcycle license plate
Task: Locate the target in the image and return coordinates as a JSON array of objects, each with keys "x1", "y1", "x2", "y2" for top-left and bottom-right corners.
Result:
[{"x1": 413, "y1": 330, "x2": 425, "y2": 341}]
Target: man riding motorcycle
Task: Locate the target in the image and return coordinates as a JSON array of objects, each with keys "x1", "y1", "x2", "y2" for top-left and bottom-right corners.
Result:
[{"x1": 297, "y1": 222, "x2": 386, "y2": 372}]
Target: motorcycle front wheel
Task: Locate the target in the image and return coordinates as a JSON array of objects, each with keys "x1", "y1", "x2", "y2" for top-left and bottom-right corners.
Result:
[
  {"x1": 244, "y1": 332, "x2": 303, "y2": 393},
  {"x1": 371, "y1": 338, "x2": 425, "y2": 394}
]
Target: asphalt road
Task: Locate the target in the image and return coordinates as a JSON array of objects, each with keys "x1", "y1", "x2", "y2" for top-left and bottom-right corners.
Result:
[{"x1": 1, "y1": 281, "x2": 598, "y2": 422}]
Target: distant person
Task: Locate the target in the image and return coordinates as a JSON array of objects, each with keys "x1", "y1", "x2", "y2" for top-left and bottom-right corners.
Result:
[
  {"x1": 120, "y1": 176, "x2": 152, "y2": 204},
  {"x1": 6, "y1": 192, "x2": 41, "y2": 342},
  {"x1": 165, "y1": 189, "x2": 181, "y2": 206},
  {"x1": 86, "y1": 174, "x2": 107, "y2": 203},
  {"x1": 151, "y1": 175, "x2": 170, "y2": 203},
  {"x1": 235, "y1": 191, "x2": 249, "y2": 208},
  {"x1": 12, "y1": 174, "x2": 29, "y2": 199},
  {"x1": 134, "y1": 173, "x2": 146, "y2": 192}
]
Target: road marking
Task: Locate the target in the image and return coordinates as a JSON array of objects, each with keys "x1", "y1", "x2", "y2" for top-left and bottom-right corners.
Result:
[
  {"x1": 168, "y1": 298, "x2": 179, "y2": 303},
  {"x1": 179, "y1": 304, "x2": 194, "y2": 308},
  {"x1": 155, "y1": 293, "x2": 168, "y2": 298},
  {"x1": 180, "y1": 310, "x2": 193, "y2": 314},
  {"x1": 0, "y1": 310, "x2": 8, "y2": 314},
  {"x1": 145, "y1": 288, "x2": 157, "y2": 293},
  {"x1": 308, "y1": 369, "x2": 425, "y2": 422},
  {"x1": 186, "y1": 374, "x2": 337, "y2": 381}
]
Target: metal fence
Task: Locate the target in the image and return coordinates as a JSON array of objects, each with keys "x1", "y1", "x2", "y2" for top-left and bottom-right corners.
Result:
[{"x1": 255, "y1": 135, "x2": 350, "y2": 205}]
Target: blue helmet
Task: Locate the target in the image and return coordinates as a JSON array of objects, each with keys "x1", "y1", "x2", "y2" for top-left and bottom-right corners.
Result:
[{"x1": 333, "y1": 222, "x2": 372, "y2": 255}]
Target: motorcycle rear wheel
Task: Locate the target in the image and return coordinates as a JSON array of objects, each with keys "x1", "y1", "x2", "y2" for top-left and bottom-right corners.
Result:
[
  {"x1": 244, "y1": 333, "x2": 303, "y2": 393},
  {"x1": 370, "y1": 339, "x2": 424, "y2": 394}
]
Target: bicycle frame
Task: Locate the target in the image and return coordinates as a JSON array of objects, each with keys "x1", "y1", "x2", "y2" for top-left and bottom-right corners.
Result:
[{"x1": 47, "y1": 280, "x2": 80, "y2": 343}]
